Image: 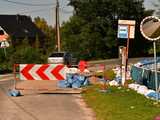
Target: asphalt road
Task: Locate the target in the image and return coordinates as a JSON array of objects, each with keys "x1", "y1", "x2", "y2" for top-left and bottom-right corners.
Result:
[
  {"x1": 0, "y1": 79, "x2": 94, "y2": 120},
  {"x1": 0, "y1": 57, "x2": 149, "y2": 120}
]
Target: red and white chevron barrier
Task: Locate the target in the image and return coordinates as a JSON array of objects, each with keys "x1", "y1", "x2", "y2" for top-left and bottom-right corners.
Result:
[{"x1": 19, "y1": 64, "x2": 67, "y2": 80}]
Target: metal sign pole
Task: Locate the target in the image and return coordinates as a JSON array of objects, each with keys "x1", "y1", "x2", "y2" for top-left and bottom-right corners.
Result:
[
  {"x1": 3, "y1": 48, "x2": 6, "y2": 57},
  {"x1": 153, "y1": 41, "x2": 158, "y2": 102},
  {"x1": 118, "y1": 20, "x2": 135, "y2": 85},
  {"x1": 125, "y1": 25, "x2": 130, "y2": 83}
]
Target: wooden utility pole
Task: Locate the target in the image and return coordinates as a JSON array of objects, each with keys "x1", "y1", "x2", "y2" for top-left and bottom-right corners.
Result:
[{"x1": 55, "y1": 0, "x2": 61, "y2": 52}]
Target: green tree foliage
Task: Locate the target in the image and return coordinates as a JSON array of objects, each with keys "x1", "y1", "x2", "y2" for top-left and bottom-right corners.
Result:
[
  {"x1": 0, "y1": 39, "x2": 46, "y2": 73},
  {"x1": 153, "y1": 0, "x2": 160, "y2": 55},
  {"x1": 34, "y1": 17, "x2": 56, "y2": 54},
  {"x1": 0, "y1": 16, "x2": 54, "y2": 73},
  {"x1": 61, "y1": 0, "x2": 154, "y2": 60},
  {"x1": 154, "y1": 0, "x2": 160, "y2": 17}
]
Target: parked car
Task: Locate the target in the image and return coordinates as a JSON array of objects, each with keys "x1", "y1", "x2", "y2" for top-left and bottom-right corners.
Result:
[{"x1": 48, "y1": 52, "x2": 72, "y2": 65}]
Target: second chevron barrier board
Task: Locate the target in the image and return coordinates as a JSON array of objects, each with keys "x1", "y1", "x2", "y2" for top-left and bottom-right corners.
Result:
[{"x1": 19, "y1": 64, "x2": 66, "y2": 80}]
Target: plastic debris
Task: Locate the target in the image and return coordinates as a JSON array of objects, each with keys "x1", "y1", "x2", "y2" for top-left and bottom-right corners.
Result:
[
  {"x1": 128, "y1": 83, "x2": 160, "y2": 100},
  {"x1": 78, "y1": 60, "x2": 88, "y2": 72},
  {"x1": 144, "y1": 89, "x2": 155, "y2": 96},
  {"x1": 8, "y1": 89, "x2": 21, "y2": 97},
  {"x1": 112, "y1": 65, "x2": 131, "y2": 84},
  {"x1": 109, "y1": 80, "x2": 119, "y2": 86},
  {"x1": 58, "y1": 74, "x2": 89, "y2": 88},
  {"x1": 66, "y1": 67, "x2": 79, "y2": 74},
  {"x1": 58, "y1": 80, "x2": 70, "y2": 88},
  {"x1": 72, "y1": 80, "x2": 81, "y2": 88},
  {"x1": 128, "y1": 83, "x2": 140, "y2": 91},
  {"x1": 134, "y1": 57, "x2": 160, "y2": 69},
  {"x1": 137, "y1": 85, "x2": 148, "y2": 95},
  {"x1": 146, "y1": 92, "x2": 160, "y2": 100}
]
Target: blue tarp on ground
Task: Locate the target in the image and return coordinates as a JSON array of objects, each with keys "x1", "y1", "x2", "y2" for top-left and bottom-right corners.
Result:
[
  {"x1": 146, "y1": 92, "x2": 160, "y2": 100},
  {"x1": 58, "y1": 74, "x2": 89, "y2": 88}
]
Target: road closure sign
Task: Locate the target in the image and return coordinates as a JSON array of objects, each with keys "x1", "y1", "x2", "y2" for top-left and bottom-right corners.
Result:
[{"x1": 118, "y1": 20, "x2": 136, "y2": 39}]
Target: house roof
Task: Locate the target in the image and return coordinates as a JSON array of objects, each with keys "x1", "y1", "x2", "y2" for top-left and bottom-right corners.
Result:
[{"x1": 0, "y1": 15, "x2": 45, "y2": 39}]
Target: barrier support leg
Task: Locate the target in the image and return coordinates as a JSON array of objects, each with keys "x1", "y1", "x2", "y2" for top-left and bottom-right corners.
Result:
[{"x1": 8, "y1": 64, "x2": 21, "y2": 97}]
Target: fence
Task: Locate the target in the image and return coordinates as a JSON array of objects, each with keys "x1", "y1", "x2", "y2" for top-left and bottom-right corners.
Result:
[{"x1": 131, "y1": 65, "x2": 160, "y2": 90}]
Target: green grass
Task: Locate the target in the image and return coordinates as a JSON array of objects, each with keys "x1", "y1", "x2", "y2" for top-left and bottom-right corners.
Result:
[{"x1": 82, "y1": 86, "x2": 160, "y2": 120}]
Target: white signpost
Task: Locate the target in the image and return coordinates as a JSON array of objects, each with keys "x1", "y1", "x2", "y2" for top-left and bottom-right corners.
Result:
[{"x1": 118, "y1": 20, "x2": 136, "y2": 85}]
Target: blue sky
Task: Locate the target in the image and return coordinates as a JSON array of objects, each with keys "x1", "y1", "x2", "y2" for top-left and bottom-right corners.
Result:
[{"x1": 0, "y1": 0, "x2": 158, "y2": 26}]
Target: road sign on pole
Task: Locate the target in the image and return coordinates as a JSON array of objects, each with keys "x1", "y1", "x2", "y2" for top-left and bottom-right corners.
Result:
[
  {"x1": 118, "y1": 20, "x2": 136, "y2": 39},
  {"x1": 140, "y1": 16, "x2": 160, "y2": 103},
  {"x1": 117, "y1": 20, "x2": 136, "y2": 85},
  {"x1": 0, "y1": 41, "x2": 10, "y2": 48},
  {"x1": 0, "y1": 26, "x2": 9, "y2": 42},
  {"x1": 118, "y1": 25, "x2": 128, "y2": 39}
]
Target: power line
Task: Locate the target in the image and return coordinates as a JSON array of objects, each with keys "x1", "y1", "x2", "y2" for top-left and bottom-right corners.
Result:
[
  {"x1": 0, "y1": 0, "x2": 55, "y2": 6},
  {"x1": 60, "y1": 8, "x2": 73, "y2": 14},
  {"x1": 17, "y1": 7, "x2": 72, "y2": 17},
  {"x1": 18, "y1": 7, "x2": 55, "y2": 14}
]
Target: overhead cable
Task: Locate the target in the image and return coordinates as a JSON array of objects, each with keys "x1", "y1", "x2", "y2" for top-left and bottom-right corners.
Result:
[
  {"x1": 18, "y1": 7, "x2": 55, "y2": 14},
  {"x1": 0, "y1": 0, "x2": 55, "y2": 6},
  {"x1": 60, "y1": 8, "x2": 73, "y2": 14}
]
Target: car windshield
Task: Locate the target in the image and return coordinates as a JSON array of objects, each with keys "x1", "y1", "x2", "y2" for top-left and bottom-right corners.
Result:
[{"x1": 49, "y1": 53, "x2": 64, "y2": 57}]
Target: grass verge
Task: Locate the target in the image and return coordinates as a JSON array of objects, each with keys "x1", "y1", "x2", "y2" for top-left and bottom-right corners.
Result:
[{"x1": 82, "y1": 85, "x2": 160, "y2": 120}]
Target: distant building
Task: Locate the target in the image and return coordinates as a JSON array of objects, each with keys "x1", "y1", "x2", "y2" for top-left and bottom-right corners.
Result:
[{"x1": 0, "y1": 14, "x2": 46, "y2": 46}]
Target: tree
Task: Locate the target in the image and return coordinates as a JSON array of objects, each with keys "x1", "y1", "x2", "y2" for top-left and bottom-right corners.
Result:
[
  {"x1": 34, "y1": 17, "x2": 56, "y2": 55},
  {"x1": 0, "y1": 16, "x2": 53, "y2": 72},
  {"x1": 153, "y1": 0, "x2": 160, "y2": 17},
  {"x1": 153, "y1": 0, "x2": 160, "y2": 55},
  {"x1": 61, "y1": 0, "x2": 154, "y2": 60}
]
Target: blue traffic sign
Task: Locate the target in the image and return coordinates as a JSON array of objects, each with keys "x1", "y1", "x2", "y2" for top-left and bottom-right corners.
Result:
[{"x1": 118, "y1": 25, "x2": 128, "y2": 39}]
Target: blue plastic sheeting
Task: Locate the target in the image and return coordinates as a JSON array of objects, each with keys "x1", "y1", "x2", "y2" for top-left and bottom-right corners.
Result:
[
  {"x1": 58, "y1": 80, "x2": 70, "y2": 88},
  {"x1": 58, "y1": 74, "x2": 89, "y2": 88},
  {"x1": 8, "y1": 89, "x2": 21, "y2": 97},
  {"x1": 131, "y1": 66, "x2": 143, "y2": 84},
  {"x1": 140, "y1": 57, "x2": 160, "y2": 66},
  {"x1": 146, "y1": 92, "x2": 160, "y2": 100},
  {"x1": 114, "y1": 76, "x2": 122, "y2": 84},
  {"x1": 131, "y1": 66, "x2": 160, "y2": 90}
]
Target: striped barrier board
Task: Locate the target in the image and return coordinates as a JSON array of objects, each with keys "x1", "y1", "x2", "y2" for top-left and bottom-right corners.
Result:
[{"x1": 19, "y1": 64, "x2": 67, "y2": 80}]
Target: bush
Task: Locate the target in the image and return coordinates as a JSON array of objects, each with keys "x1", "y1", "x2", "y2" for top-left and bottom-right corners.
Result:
[
  {"x1": 0, "y1": 41, "x2": 47, "y2": 73},
  {"x1": 104, "y1": 69, "x2": 116, "y2": 80},
  {"x1": 95, "y1": 69, "x2": 116, "y2": 80}
]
